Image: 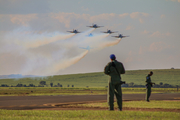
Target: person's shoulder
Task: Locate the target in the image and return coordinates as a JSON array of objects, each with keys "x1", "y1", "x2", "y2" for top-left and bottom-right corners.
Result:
[
  {"x1": 106, "y1": 62, "x2": 112, "y2": 66},
  {"x1": 115, "y1": 60, "x2": 123, "y2": 64}
]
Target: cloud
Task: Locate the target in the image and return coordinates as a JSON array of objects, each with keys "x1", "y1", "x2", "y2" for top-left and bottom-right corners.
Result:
[
  {"x1": 9, "y1": 14, "x2": 37, "y2": 26},
  {"x1": 119, "y1": 13, "x2": 129, "y2": 18},
  {"x1": 169, "y1": 0, "x2": 180, "y2": 3},
  {"x1": 130, "y1": 12, "x2": 150, "y2": 23},
  {"x1": 151, "y1": 31, "x2": 172, "y2": 38},
  {"x1": 149, "y1": 41, "x2": 172, "y2": 52},
  {"x1": 142, "y1": 30, "x2": 150, "y2": 34},
  {"x1": 142, "y1": 30, "x2": 172, "y2": 38},
  {"x1": 139, "y1": 46, "x2": 147, "y2": 55},
  {"x1": 124, "y1": 51, "x2": 133, "y2": 63},
  {"x1": 0, "y1": 12, "x2": 131, "y2": 31},
  {"x1": 126, "y1": 24, "x2": 134, "y2": 30},
  {"x1": 1, "y1": 11, "x2": 151, "y2": 32},
  {"x1": 160, "y1": 14, "x2": 166, "y2": 19}
]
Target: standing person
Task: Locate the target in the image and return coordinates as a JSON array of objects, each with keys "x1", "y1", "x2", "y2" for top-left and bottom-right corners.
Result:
[
  {"x1": 104, "y1": 54, "x2": 125, "y2": 111},
  {"x1": 145, "y1": 71, "x2": 155, "y2": 102}
]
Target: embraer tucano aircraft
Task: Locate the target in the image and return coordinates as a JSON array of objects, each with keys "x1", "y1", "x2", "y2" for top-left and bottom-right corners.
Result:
[
  {"x1": 87, "y1": 24, "x2": 103, "y2": 28},
  {"x1": 67, "y1": 29, "x2": 80, "y2": 34},
  {"x1": 101, "y1": 29, "x2": 118, "y2": 34},
  {"x1": 112, "y1": 34, "x2": 129, "y2": 38}
]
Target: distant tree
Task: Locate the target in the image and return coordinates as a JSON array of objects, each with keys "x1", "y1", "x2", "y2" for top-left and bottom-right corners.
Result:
[
  {"x1": 128, "y1": 82, "x2": 134, "y2": 87},
  {"x1": 176, "y1": 85, "x2": 179, "y2": 91},
  {"x1": 16, "y1": 84, "x2": 23, "y2": 87},
  {"x1": 153, "y1": 84, "x2": 160, "y2": 88},
  {"x1": 39, "y1": 81, "x2": 46, "y2": 85},
  {"x1": 1, "y1": 84, "x2": 9, "y2": 87},
  {"x1": 50, "y1": 82, "x2": 53, "y2": 87},
  {"x1": 163, "y1": 83, "x2": 171, "y2": 88},
  {"x1": 159, "y1": 82, "x2": 163, "y2": 86},
  {"x1": 38, "y1": 85, "x2": 44, "y2": 87},
  {"x1": 28, "y1": 84, "x2": 35, "y2": 87},
  {"x1": 122, "y1": 84, "x2": 128, "y2": 87},
  {"x1": 57, "y1": 83, "x2": 61, "y2": 87}
]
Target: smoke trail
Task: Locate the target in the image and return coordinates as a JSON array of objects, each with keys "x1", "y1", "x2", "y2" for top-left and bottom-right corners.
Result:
[
  {"x1": 86, "y1": 28, "x2": 96, "y2": 33},
  {"x1": 78, "y1": 34, "x2": 110, "y2": 50},
  {"x1": 0, "y1": 27, "x2": 124, "y2": 76},
  {"x1": 100, "y1": 38, "x2": 122, "y2": 49},
  {"x1": 4, "y1": 28, "x2": 75, "y2": 49},
  {"x1": 50, "y1": 50, "x2": 88, "y2": 74}
]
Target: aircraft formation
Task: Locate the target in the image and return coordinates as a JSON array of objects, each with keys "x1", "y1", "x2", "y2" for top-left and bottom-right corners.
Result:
[
  {"x1": 67, "y1": 24, "x2": 129, "y2": 51},
  {"x1": 67, "y1": 24, "x2": 129, "y2": 38}
]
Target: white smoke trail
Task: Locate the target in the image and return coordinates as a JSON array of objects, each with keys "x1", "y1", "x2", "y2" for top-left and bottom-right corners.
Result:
[
  {"x1": 100, "y1": 38, "x2": 122, "y2": 49},
  {"x1": 0, "y1": 27, "x2": 124, "y2": 76},
  {"x1": 4, "y1": 28, "x2": 75, "y2": 49},
  {"x1": 50, "y1": 50, "x2": 88, "y2": 74}
]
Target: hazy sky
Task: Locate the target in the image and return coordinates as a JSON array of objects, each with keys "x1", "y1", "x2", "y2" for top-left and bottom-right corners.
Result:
[{"x1": 0, "y1": 0, "x2": 180, "y2": 75}]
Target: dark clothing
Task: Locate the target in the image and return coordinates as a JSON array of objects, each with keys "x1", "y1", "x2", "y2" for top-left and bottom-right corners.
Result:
[
  {"x1": 104, "y1": 60, "x2": 125, "y2": 110},
  {"x1": 146, "y1": 75, "x2": 152, "y2": 101}
]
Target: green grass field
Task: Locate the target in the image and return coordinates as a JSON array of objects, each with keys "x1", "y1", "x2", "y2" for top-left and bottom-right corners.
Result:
[
  {"x1": 0, "y1": 101, "x2": 180, "y2": 120},
  {"x1": 73, "y1": 100, "x2": 180, "y2": 109},
  {"x1": 0, "y1": 110, "x2": 179, "y2": 120},
  {"x1": 0, "y1": 69, "x2": 180, "y2": 88},
  {"x1": 0, "y1": 69, "x2": 180, "y2": 119}
]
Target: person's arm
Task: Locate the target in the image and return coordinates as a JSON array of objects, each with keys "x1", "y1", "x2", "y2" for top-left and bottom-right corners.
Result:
[
  {"x1": 104, "y1": 62, "x2": 111, "y2": 75},
  {"x1": 151, "y1": 82, "x2": 155, "y2": 85},
  {"x1": 121, "y1": 63, "x2": 125, "y2": 74}
]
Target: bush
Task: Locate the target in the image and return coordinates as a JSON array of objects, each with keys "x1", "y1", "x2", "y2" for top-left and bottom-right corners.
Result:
[
  {"x1": 1, "y1": 84, "x2": 9, "y2": 87},
  {"x1": 39, "y1": 81, "x2": 46, "y2": 85}
]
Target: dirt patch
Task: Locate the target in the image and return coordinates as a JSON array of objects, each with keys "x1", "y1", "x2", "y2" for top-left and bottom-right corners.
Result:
[{"x1": 1, "y1": 99, "x2": 180, "y2": 112}]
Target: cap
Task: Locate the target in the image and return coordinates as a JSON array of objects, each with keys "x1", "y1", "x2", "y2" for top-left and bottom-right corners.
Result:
[{"x1": 110, "y1": 54, "x2": 116, "y2": 60}]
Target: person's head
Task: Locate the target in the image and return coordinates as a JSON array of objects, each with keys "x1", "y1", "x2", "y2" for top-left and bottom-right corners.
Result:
[
  {"x1": 149, "y1": 71, "x2": 153, "y2": 76},
  {"x1": 110, "y1": 54, "x2": 116, "y2": 61}
]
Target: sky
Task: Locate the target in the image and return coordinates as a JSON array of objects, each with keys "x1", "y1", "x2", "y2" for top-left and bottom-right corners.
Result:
[{"x1": 0, "y1": 0, "x2": 180, "y2": 76}]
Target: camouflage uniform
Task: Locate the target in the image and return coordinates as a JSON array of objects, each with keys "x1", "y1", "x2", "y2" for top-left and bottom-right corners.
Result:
[
  {"x1": 146, "y1": 75, "x2": 152, "y2": 102},
  {"x1": 104, "y1": 60, "x2": 125, "y2": 110}
]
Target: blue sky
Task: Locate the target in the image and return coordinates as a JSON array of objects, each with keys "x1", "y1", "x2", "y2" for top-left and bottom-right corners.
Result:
[{"x1": 0, "y1": 0, "x2": 180, "y2": 75}]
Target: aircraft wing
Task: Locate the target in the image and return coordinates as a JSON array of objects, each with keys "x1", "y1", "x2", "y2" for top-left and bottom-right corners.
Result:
[
  {"x1": 112, "y1": 36, "x2": 119, "y2": 38},
  {"x1": 67, "y1": 31, "x2": 73, "y2": 33},
  {"x1": 123, "y1": 35, "x2": 130, "y2": 38},
  {"x1": 97, "y1": 26, "x2": 104, "y2": 28}
]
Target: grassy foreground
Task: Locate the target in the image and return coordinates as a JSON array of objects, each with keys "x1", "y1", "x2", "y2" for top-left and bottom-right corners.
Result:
[
  {"x1": 0, "y1": 110, "x2": 179, "y2": 120},
  {"x1": 0, "y1": 100, "x2": 180, "y2": 120},
  {"x1": 1, "y1": 91, "x2": 179, "y2": 120},
  {"x1": 71, "y1": 100, "x2": 180, "y2": 109}
]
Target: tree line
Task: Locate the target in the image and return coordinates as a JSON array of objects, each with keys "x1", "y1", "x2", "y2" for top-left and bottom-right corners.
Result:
[{"x1": 0, "y1": 81, "x2": 179, "y2": 88}]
